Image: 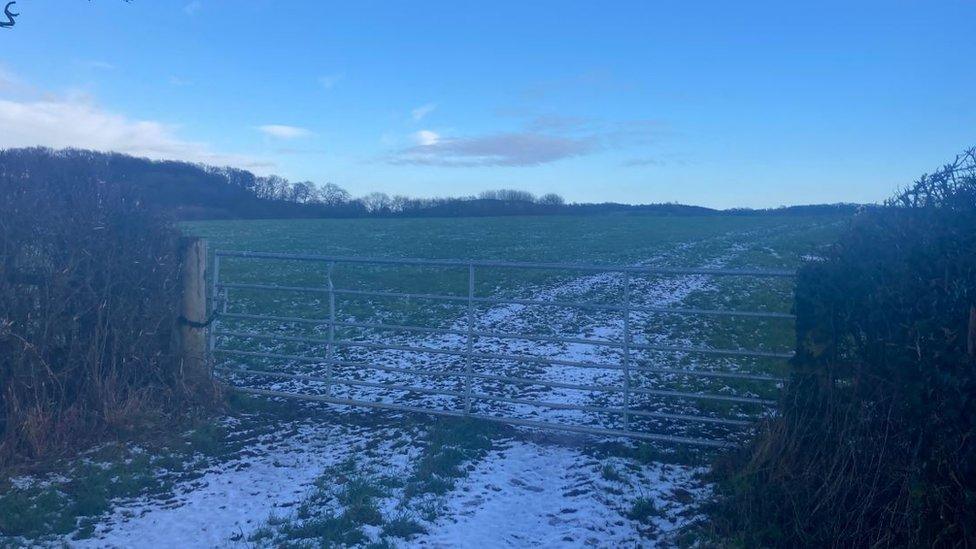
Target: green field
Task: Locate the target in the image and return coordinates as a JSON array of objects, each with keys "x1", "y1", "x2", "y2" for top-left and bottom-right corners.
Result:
[
  {"x1": 184, "y1": 214, "x2": 846, "y2": 443},
  {"x1": 184, "y1": 214, "x2": 840, "y2": 267},
  {"x1": 184, "y1": 213, "x2": 841, "y2": 337},
  {"x1": 184, "y1": 214, "x2": 840, "y2": 323}
]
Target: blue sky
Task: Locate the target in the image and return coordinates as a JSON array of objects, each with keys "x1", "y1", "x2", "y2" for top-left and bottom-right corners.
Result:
[{"x1": 1, "y1": 1, "x2": 974, "y2": 208}]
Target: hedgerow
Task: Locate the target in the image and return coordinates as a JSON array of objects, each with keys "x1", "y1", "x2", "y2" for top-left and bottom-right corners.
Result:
[
  {"x1": 0, "y1": 148, "x2": 219, "y2": 468},
  {"x1": 708, "y1": 149, "x2": 976, "y2": 546}
]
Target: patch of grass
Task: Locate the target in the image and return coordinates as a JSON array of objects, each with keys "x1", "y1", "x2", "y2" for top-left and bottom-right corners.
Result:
[
  {"x1": 628, "y1": 441, "x2": 707, "y2": 467},
  {"x1": 628, "y1": 496, "x2": 663, "y2": 524},
  {"x1": 186, "y1": 424, "x2": 228, "y2": 457},
  {"x1": 150, "y1": 451, "x2": 188, "y2": 473},
  {"x1": 64, "y1": 467, "x2": 113, "y2": 518},
  {"x1": 404, "y1": 475, "x2": 454, "y2": 499},
  {"x1": 0, "y1": 416, "x2": 239, "y2": 542},
  {"x1": 382, "y1": 513, "x2": 427, "y2": 539},
  {"x1": 280, "y1": 513, "x2": 366, "y2": 546},
  {"x1": 601, "y1": 464, "x2": 624, "y2": 483},
  {"x1": 63, "y1": 453, "x2": 169, "y2": 521},
  {"x1": 0, "y1": 486, "x2": 74, "y2": 537},
  {"x1": 414, "y1": 446, "x2": 466, "y2": 479},
  {"x1": 403, "y1": 418, "x2": 505, "y2": 499},
  {"x1": 337, "y1": 477, "x2": 385, "y2": 506},
  {"x1": 376, "y1": 475, "x2": 404, "y2": 490},
  {"x1": 343, "y1": 498, "x2": 383, "y2": 526},
  {"x1": 337, "y1": 477, "x2": 385, "y2": 526},
  {"x1": 414, "y1": 498, "x2": 440, "y2": 523},
  {"x1": 72, "y1": 517, "x2": 97, "y2": 540},
  {"x1": 248, "y1": 525, "x2": 274, "y2": 542}
]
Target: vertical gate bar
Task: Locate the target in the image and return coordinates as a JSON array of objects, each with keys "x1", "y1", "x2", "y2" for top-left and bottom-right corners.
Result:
[
  {"x1": 464, "y1": 264, "x2": 475, "y2": 414},
  {"x1": 622, "y1": 270, "x2": 632, "y2": 431},
  {"x1": 208, "y1": 254, "x2": 221, "y2": 354},
  {"x1": 326, "y1": 262, "x2": 336, "y2": 397}
]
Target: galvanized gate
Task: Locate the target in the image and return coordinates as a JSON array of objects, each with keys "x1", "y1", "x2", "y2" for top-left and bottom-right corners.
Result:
[{"x1": 209, "y1": 250, "x2": 794, "y2": 448}]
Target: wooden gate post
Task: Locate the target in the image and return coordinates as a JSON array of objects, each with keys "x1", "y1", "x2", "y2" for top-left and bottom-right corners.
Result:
[{"x1": 179, "y1": 237, "x2": 210, "y2": 382}]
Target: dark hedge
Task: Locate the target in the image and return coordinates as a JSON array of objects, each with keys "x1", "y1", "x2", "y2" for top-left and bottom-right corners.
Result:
[
  {"x1": 708, "y1": 149, "x2": 976, "y2": 547},
  {"x1": 0, "y1": 149, "x2": 219, "y2": 467}
]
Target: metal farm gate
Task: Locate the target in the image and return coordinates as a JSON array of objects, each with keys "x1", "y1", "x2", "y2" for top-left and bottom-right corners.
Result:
[{"x1": 208, "y1": 251, "x2": 795, "y2": 448}]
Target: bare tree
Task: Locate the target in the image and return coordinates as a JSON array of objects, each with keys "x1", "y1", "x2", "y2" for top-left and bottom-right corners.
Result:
[
  {"x1": 289, "y1": 181, "x2": 316, "y2": 204},
  {"x1": 537, "y1": 193, "x2": 565, "y2": 206},
  {"x1": 254, "y1": 175, "x2": 291, "y2": 200},
  {"x1": 479, "y1": 189, "x2": 536, "y2": 202},
  {"x1": 316, "y1": 182, "x2": 351, "y2": 205},
  {"x1": 389, "y1": 195, "x2": 411, "y2": 213},
  {"x1": 360, "y1": 192, "x2": 392, "y2": 213}
]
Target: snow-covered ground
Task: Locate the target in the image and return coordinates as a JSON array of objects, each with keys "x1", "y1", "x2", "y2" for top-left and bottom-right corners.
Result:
[
  {"x1": 414, "y1": 440, "x2": 707, "y2": 547},
  {"x1": 64, "y1": 412, "x2": 710, "y2": 548},
  {"x1": 73, "y1": 421, "x2": 383, "y2": 548},
  {"x1": 38, "y1": 227, "x2": 799, "y2": 548}
]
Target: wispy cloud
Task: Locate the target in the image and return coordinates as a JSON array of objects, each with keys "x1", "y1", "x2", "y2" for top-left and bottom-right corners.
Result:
[
  {"x1": 621, "y1": 157, "x2": 666, "y2": 167},
  {"x1": 412, "y1": 130, "x2": 440, "y2": 146},
  {"x1": 621, "y1": 152, "x2": 691, "y2": 168},
  {"x1": 411, "y1": 103, "x2": 437, "y2": 121},
  {"x1": 319, "y1": 74, "x2": 343, "y2": 90},
  {"x1": 386, "y1": 111, "x2": 665, "y2": 168},
  {"x1": 525, "y1": 114, "x2": 590, "y2": 133},
  {"x1": 520, "y1": 69, "x2": 627, "y2": 102},
  {"x1": 390, "y1": 132, "x2": 594, "y2": 167},
  {"x1": 603, "y1": 119, "x2": 667, "y2": 147},
  {"x1": 82, "y1": 60, "x2": 115, "y2": 71},
  {"x1": 273, "y1": 147, "x2": 330, "y2": 155},
  {"x1": 0, "y1": 94, "x2": 271, "y2": 171},
  {"x1": 0, "y1": 66, "x2": 24, "y2": 92},
  {"x1": 256, "y1": 124, "x2": 313, "y2": 139},
  {"x1": 184, "y1": 1, "x2": 202, "y2": 15}
]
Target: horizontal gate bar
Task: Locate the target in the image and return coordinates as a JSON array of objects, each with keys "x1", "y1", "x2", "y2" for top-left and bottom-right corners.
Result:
[
  {"x1": 215, "y1": 364, "x2": 753, "y2": 427},
  {"x1": 214, "y1": 250, "x2": 796, "y2": 278},
  {"x1": 214, "y1": 332, "x2": 785, "y2": 382},
  {"x1": 223, "y1": 385, "x2": 733, "y2": 448},
  {"x1": 629, "y1": 342, "x2": 793, "y2": 359},
  {"x1": 217, "y1": 283, "x2": 794, "y2": 320},
  {"x1": 213, "y1": 349, "x2": 777, "y2": 404},
  {"x1": 218, "y1": 313, "x2": 791, "y2": 377},
  {"x1": 213, "y1": 347, "x2": 776, "y2": 405},
  {"x1": 215, "y1": 327, "x2": 793, "y2": 363}
]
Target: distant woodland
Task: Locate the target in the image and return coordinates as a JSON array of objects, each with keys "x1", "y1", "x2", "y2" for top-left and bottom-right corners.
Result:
[{"x1": 0, "y1": 148, "x2": 863, "y2": 220}]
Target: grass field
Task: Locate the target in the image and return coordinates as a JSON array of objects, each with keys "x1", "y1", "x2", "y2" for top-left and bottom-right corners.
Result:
[
  {"x1": 185, "y1": 214, "x2": 838, "y2": 267},
  {"x1": 185, "y1": 214, "x2": 839, "y2": 332}
]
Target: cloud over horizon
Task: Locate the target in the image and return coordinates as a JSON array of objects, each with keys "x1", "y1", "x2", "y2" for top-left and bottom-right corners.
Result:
[{"x1": 0, "y1": 75, "x2": 272, "y2": 172}]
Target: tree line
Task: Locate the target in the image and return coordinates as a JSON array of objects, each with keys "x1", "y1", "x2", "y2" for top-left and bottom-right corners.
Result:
[{"x1": 0, "y1": 147, "x2": 861, "y2": 219}]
